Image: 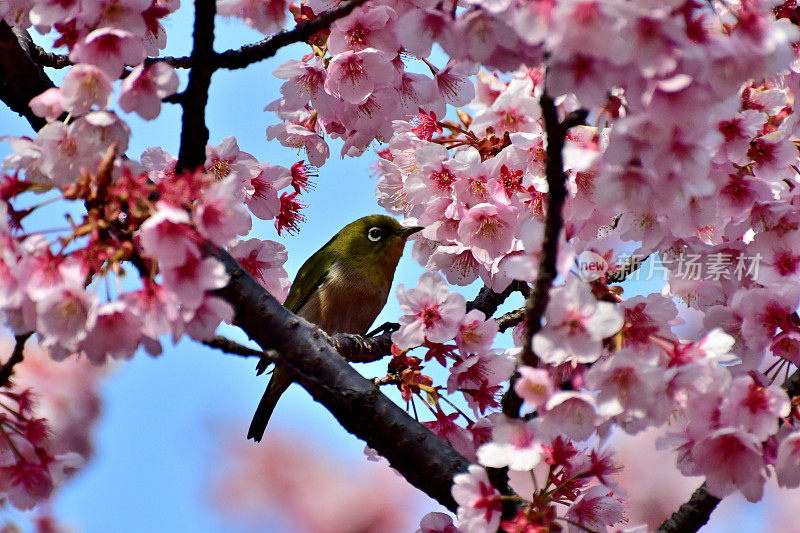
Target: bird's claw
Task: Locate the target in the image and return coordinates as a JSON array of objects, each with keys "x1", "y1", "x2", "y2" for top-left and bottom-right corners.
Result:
[
  {"x1": 255, "y1": 349, "x2": 279, "y2": 375},
  {"x1": 366, "y1": 322, "x2": 400, "y2": 337}
]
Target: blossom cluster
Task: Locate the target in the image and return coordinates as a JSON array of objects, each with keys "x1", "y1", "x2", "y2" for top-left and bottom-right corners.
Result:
[
  {"x1": 368, "y1": 2, "x2": 800, "y2": 530},
  {"x1": 0, "y1": 133, "x2": 299, "y2": 369},
  {"x1": 264, "y1": 0, "x2": 480, "y2": 164},
  {"x1": 0, "y1": 337, "x2": 104, "y2": 510},
  {"x1": 4, "y1": 0, "x2": 181, "y2": 122}
]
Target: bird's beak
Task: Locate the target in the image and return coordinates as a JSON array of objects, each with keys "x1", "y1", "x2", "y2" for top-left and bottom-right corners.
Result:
[{"x1": 399, "y1": 226, "x2": 424, "y2": 239}]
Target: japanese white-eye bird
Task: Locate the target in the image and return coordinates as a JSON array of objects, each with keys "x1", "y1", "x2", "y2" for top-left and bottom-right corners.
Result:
[{"x1": 247, "y1": 215, "x2": 423, "y2": 441}]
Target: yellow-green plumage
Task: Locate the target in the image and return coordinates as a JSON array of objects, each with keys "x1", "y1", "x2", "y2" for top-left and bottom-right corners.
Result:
[{"x1": 247, "y1": 215, "x2": 422, "y2": 441}]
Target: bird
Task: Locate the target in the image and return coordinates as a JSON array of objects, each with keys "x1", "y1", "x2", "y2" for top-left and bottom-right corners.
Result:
[{"x1": 247, "y1": 214, "x2": 423, "y2": 441}]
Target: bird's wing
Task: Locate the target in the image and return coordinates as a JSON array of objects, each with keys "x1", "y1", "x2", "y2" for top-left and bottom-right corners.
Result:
[{"x1": 283, "y1": 244, "x2": 335, "y2": 313}]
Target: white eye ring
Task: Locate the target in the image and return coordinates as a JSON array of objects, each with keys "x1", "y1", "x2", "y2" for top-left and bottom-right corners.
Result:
[{"x1": 367, "y1": 227, "x2": 383, "y2": 242}]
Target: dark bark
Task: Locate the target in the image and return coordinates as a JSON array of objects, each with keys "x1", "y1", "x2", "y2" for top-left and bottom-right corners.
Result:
[
  {"x1": 0, "y1": 23, "x2": 55, "y2": 131},
  {"x1": 211, "y1": 246, "x2": 471, "y2": 510}
]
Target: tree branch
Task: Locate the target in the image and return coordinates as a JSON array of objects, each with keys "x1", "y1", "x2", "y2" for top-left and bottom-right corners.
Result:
[
  {"x1": 0, "y1": 23, "x2": 56, "y2": 131},
  {"x1": 0, "y1": 333, "x2": 32, "y2": 388},
  {"x1": 210, "y1": 245, "x2": 470, "y2": 510},
  {"x1": 496, "y1": 308, "x2": 525, "y2": 333},
  {"x1": 175, "y1": 0, "x2": 217, "y2": 172},
  {"x1": 501, "y1": 92, "x2": 575, "y2": 418},
  {"x1": 212, "y1": 0, "x2": 369, "y2": 70},
  {"x1": 656, "y1": 483, "x2": 720, "y2": 533},
  {"x1": 466, "y1": 280, "x2": 529, "y2": 319},
  {"x1": 520, "y1": 92, "x2": 571, "y2": 368}
]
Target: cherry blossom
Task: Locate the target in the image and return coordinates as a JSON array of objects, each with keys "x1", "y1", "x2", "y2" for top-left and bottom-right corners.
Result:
[
  {"x1": 451, "y1": 465, "x2": 502, "y2": 533},
  {"x1": 70, "y1": 28, "x2": 146, "y2": 80},
  {"x1": 532, "y1": 278, "x2": 624, "y2": 365},
  {"x1": 393, "y1": 272, "x2": 466, "y2": 349},
  {"x1": 118, "y1": 62, "x2": 179, "y2": 120},
  {"x1": 476, "y1": 417, "x2": 544, "y2": 471}
]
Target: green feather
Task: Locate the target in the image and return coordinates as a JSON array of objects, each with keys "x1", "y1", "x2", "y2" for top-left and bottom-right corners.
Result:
[{"x1": 282, "y1": 237, "x2": 336, "y2": 313}]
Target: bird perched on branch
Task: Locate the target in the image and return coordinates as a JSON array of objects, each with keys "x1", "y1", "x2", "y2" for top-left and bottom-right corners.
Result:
[{"x1": 247, "y1": 215, "x2": 423, "y2": 441}]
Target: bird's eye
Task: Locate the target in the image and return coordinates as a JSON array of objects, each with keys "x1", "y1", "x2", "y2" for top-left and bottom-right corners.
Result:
[{"x1": 367, "y1": 227, "x2": 383, "y2": 242}]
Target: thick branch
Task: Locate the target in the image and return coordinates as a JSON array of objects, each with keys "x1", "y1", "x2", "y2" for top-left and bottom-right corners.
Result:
[
  {"x1": 176, "y1": 0, "x2": 217, "y2": 172},
  {"x1": 0, "y1": 23, "x2": 55, "y2": 131},
  {"x1": 211, "y1": 246, "x2": 470, "y2": 510},
  {"x1": 0, "y1": 333, "x2": 32, "y2": 388}
]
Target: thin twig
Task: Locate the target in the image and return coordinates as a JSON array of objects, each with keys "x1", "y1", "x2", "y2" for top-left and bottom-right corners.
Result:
[
  {"x1": 466, "y1": 280, "x2": 529, "y2": 319},
  {"x1": 501, "y1": 92, "x2": 577, "y2": 419},
  {"x1": 203, "y1": 336, "x2": 263, "y2": 357},
  {"x1": 150, "y1": 0, "x2": 369, "y2": 71}
]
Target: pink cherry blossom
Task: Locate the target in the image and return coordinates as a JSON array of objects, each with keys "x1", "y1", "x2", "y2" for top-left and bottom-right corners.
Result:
[
  {"x1": 265, "y1": 122, "x2": 330, "y2": 167},
  {"x1": 416, "y1": 512, "x2": 457, "y2": 533},
  {"x1": 182, "y1": 295, "x2": 234, "y2": 342},
  {"x1": 216, "y1": 0, "x2": 286, "y2": 34},
  {"x1": 448, "y1": 350, "x2": 515, "y2": 414},
  {"x1": 532, "y1": 278, "x2": 624, "y2": 365},
  {"x1": 586, "y1": 347, "x2": 669, "y2": 431},
  {"x1": 137, "y1": 203, "x2": 199, "y2": 268},
  {"x1": 776, "y1": 430, "x2": 800, "y2": 489},
  {"x1": 452, "y1": 465, "x2": 502, "y2": 533},
  {"x1": 229, "y1": 238, "x2": 290, "y2": 303},
  {"x1": 565, "y1": 484, "x2": 624, "y2": 533},
  {"x1": 80, "y1": 301, "x2": 142, "y2": 364},
  {"x1": 140, "y1": 146, "x2": 177, "y2": 182},
  {"x1": 690, "y1": 428, "x2": 767, "y2": 502},
  {"x1": 118, "y1": 62, "x2": 179, "y2": 120},
  {"x1": 162, "y1": 255, "x2": 229, "y2": 310},
  {"x1": 719, "y1": 375, "x2": 790, "y2": 441},
  {"x1": 513, "y1": 366, "x2": 553, "y2": 410},
  {"x1": 392, "y1": 272, "x2": 466, "y2": 349},
  {"x1": 246, "y1": 164, "x2": 293, "y2": 220},
  {"x1": 59, "y1": 64, "x2": 113, "y2": 116},
  {"x1": 70, "y1": 28, "x2": 146, "y2": 80},
  {"x1": 204, "y1": 136, "x2": 260, "y2": 195},
  {"x1": 540, "y1": 391, "x2": 599, "y2": 442},
  {"x1": 273, "y1": 58, "x2": 328, "y2": 109},
  {"x1": 324, "y1": 48, "x2": 397, "y2": 105},
  {"x1": 476, "y1": 418, "x2": 543, "y2": 471},
  {"x1": 36, "y1": 285, "x2": 98, "y2": 352},
  {"x1": 455, "y1": 310, "x2": 497, "y2": 355},
  {"x1": 192, "y1": 177, "x2": 252, "y2": 248},
  {"x1": 457, "y1": 202, "x2": 519, "y2": 266},
  {"x1": 28, "y1": 88, "x2": 64, "y2": 122},
  {"x1": 327, "y1": 4, "x2": 398, "y2": 56}
]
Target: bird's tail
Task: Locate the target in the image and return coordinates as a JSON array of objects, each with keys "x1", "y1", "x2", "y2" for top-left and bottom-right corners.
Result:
[{"x1": 247, "y1": 366, "x2": 292, "y2": 442}]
